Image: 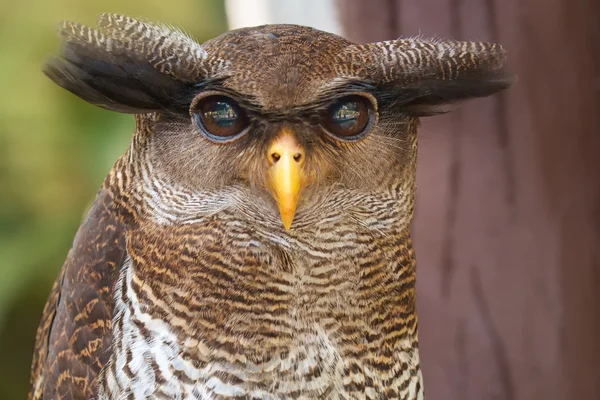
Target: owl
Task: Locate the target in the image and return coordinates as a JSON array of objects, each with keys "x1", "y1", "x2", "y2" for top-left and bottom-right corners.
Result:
[{"x1": 30, "y1": 14, "x2": 512, "y2": 400}]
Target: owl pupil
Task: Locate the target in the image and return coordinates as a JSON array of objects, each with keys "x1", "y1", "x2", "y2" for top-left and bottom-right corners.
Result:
[
  {"x1": 323, "y1": 95, "x2": 372, "y2": 139},
  {"x1": 193, "y1": 95, "x2": 249, "y2": 141},
  {"x1": 204, "y1": 102, "x2": 238, "y2": 127},
  {"x1": 332, "y1": 103, "x2": 360, "y2": 130}
]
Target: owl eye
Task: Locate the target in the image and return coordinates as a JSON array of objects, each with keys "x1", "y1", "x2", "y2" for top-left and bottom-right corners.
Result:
[
  {"x1": 193, "y1": 95, "x2": 249, "y2": 142},
  {"x1": 321, "y1": 95, "x2": 373, "y2": 140}
]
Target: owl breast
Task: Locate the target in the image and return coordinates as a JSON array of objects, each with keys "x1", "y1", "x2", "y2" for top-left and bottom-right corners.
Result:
[{"x1": 97, "y1": 215, "x2": 422, "y2": 399}]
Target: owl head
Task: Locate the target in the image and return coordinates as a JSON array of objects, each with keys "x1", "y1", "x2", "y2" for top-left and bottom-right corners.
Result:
[{"x1": 45, "y1": 14, "x2": 513, "y2": 231}]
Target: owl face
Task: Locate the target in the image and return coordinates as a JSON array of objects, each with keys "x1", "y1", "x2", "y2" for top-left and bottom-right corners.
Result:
[
  {"x1": 150, "y1": 68, "x2": 412, "y2": 230},
  {"x1": 45, "y1": 16, "x2": 513, "y2": 230}
]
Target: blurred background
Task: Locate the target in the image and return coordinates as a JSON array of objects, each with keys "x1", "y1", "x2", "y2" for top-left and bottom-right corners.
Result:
[{"x1": 0, "y1": 0, "x2": 598, "y2": 399}]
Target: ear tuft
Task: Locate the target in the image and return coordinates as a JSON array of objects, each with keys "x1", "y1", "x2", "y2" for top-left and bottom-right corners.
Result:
[
  {"x1": 43, "y1": 15, "x2": 212, "y2": 114},
  {"x1": 350, "y1": 38, "x2": 515, "y2": 116},
  {"x1": 401, "y1": 73, "x2": 517, "y2": 116}
]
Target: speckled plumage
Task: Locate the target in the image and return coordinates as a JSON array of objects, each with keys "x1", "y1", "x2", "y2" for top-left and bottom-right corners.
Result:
[{"x1": 30, "y1": 14, "x2": 512, "y2": 400}]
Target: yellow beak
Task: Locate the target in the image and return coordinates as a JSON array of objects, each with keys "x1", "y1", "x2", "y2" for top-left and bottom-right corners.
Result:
[{"x1": 267, "y1": 129, "x2": 306, "y2": 230}]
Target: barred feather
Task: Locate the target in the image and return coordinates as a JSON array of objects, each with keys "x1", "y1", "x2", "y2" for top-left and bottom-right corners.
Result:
[
  {"x1": 43, "y1": 14, "x2": 216, "y2": 113},
  {"x1": 349, "y1": 38, "x2": 514, "y2": 115}
]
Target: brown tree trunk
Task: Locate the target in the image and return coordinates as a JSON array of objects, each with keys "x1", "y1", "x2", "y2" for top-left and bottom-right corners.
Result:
[{"x1": 338, "y1": 1, "x2": 600, "y2": 399}]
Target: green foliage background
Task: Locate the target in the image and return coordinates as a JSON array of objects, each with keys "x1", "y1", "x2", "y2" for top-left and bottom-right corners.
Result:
[{"x1": 0, "y1": 1, "x2": 227, "y2": 397}]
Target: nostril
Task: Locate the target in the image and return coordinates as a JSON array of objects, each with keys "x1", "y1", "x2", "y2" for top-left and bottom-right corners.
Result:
[
  {"x1": 271, "y1": 152, "x2": 281, "y2": 163},
  {"x1": 293, "y1": 153, "x2": 303, "y2": 163}
]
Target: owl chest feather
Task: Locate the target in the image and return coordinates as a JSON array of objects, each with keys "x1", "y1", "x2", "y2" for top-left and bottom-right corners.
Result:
[{"x1": 98, "y1": 218, "x2": 422, "y2": 399}]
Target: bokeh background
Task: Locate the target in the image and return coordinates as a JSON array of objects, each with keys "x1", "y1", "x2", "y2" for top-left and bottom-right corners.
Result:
[{"x1": 1, "y1": 0, "x2": 598, "y2": 399}]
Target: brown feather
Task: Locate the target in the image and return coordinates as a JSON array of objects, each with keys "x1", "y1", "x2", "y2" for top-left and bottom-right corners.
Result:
[{"x1": 29, "y1": 172, "x2": 128, "y2": 400}]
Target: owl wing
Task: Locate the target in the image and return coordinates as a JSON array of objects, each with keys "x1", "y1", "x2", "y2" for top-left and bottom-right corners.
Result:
[{"x1": 29, "y1": 187, "x2": 127, "y2": 400}]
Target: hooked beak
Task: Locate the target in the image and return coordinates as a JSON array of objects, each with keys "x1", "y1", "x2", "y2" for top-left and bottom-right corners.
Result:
[{"x1": 267, "y1": 128, "x2": 306, "y2": 230}]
